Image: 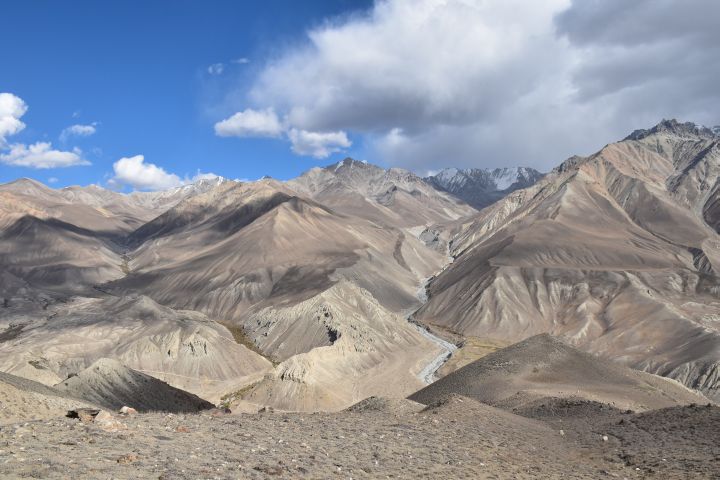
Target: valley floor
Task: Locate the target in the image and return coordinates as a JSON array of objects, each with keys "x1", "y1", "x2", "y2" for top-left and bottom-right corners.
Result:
[{"x1": 0, "y1": 396, "x2": 717, "y2": 479}]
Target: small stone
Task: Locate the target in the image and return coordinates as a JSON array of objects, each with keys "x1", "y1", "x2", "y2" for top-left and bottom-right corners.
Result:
[
  {"x1": 175, "y1": 426, "x2": 190, "y2": 433},
  {"x1": 117, "y1": 454, "x2": 137, "y2": 464},
  {"x1": 208, "y1": 407, "x2": 232, "y2": 416},
  {"x1": 94, "y1": 411, "x2": 128, "y2": 432},
  {"x1": 119, "y1": 406, "x2": 138, "y2": 416},
  {"x1": 602, "y1": 435, "x2": 608, "y2": 442},
  {"x1": 66, "y1": 408, "x2": 101, "y2": 424}
]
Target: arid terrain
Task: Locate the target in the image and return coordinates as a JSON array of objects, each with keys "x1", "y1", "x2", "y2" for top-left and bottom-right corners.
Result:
[
  {"x1": 2, "y1": 121, "x2": 720, "y2": 477},
  {"x1": 0, "y1": 364, "x2": 717, "y2": 479}
]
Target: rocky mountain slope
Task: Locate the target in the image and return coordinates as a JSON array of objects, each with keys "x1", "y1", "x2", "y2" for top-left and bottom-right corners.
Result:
[
  {"x1": 0, "y1": 176, "x2": 232, "y2": 295},
  {"x1": 0, "y1": 295, "x2": 272, "y2": 403},
  {"x1": 425, "y1": 166, "x2": 543, "y2": 209},
  {"x1": 288, "y1": 158, "x2": 476, "y2": 227},
  {"x1": 414, "y1": 120, "x2": 720, "y2": 401},
  {"x1": 106, "y1": 174, "x2": 463, "y2": 410},
  {"x1": 235, "y1": 281, "x2": 442, "y2": 411}
]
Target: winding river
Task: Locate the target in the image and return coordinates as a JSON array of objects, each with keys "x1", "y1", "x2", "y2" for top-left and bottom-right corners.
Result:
[{"x1": 407, "y1": 275, "x2": 458, "y2": 385}]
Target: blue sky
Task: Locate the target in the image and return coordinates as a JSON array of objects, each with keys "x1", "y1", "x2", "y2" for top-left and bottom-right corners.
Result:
[
  {"x1": 0, "y1": 0, "x2": 372, "y2": 189},
  {"x1": 2, "y1": 1, "x2": 719, "y2": 190}
]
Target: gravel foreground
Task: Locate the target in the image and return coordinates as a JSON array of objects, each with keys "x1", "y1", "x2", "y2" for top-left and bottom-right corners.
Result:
[{"x1": 0, "y1": 396, "x2": 718, "y2": 479}]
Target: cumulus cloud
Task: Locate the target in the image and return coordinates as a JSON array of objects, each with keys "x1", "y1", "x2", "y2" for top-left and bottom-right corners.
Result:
[
  {"x1": 108, "y1": 156, "x2": 222, "y2": 191},
  {"x1": 0, "y1": 92, "x2": 90, "y2": 169},
  {"x1": 0, "y1": 142, "x2": 90, "y2": 169},
  {"x1": 214, "y1": 108, "x2": 284, "y2": 137},
  {"x1": 0, "y1": 93, "x2": 28, "y2": 146},
  {"x1": 60, "y1": 123, "x2": 97, "y2": 142},
  {"x1": 214, "y1": 108, "x2": 353, "y2": 158},
  {"x1": 288, "y1": 129, "x2": 351, "y2": 158},
  {"x1": 219, "y1": 0, "x2": 720, "y2": 171},
  {"x1": 109, "y1": 155, "x2": 183, "y2": 191}
]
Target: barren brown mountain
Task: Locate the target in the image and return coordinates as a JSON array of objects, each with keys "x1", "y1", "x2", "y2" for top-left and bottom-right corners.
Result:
[
  {"x1": 0, "y1": 162, "x2": 475, "y2": 412},
  {"x1": 2, "y1": 122, "x2": 719, "y2": 416},
  {"x1": 414, "y1": 120, "x2": 720, "y2": 401}
]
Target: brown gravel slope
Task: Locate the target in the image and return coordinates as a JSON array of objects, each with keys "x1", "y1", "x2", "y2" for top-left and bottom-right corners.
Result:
[{"x1": 0, "y1": 394, "x2": 717, "y2": 479}]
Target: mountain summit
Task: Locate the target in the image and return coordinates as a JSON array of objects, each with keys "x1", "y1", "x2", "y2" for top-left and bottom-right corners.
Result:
[
  {"x1": 624, "y1": 118, "x2": 720, "y2": 141},
  {"x1": 425, "y1": 167, "x2": 543, "y2": 209}
]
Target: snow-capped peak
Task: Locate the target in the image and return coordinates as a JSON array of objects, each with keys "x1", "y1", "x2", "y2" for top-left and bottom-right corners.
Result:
[{"x1": 424, "y1": 166, "x2": 544, "y2": 209}]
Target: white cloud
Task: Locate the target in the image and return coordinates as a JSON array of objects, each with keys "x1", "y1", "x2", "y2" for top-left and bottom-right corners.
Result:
[
  {"x1": 0, "y1": 93, "x2": 28, "y2": 146},
  {"x1": 237, "y1": 0, "x2": 572, "y2": 167},
  {"x1": 208, "y1": 63, "x2": 225, "y2": 75},
  {"x1": 214, "y1": 107, "x2": 352, "y2": 158},
  {"x1": 220, "y1": 0, "x2": 720, "y2": 171},
  {"x1": 251, "y1": 0, "x2": 568, "y2": 132},
  {"x1": 109, "y1": 155, "x2": 183, "y2": 191},
  {"x1": 60, "y1": 123, "x2": 97, "y2": 142},
  {"x1": 214, "y1": 108, "x2": 284, "y2": 137},
  {"x1": 0, "y1": 93, "x2": 90, "y2": 169},
  {"x1": 288, "y1": 129, "x2": 351, "y2": 158},
  {"x1": 232, "y1": 57, "x2": 250, "y2": 65},
  {"x1": 0, "y1": 142, "x2": 90, "y2": 169},
  {"x1": 188, "y1": 171, "x2": 222, "y2": 182},
  {"x1": 47, "y1": 177, "x2": 59, "y2": 184}
]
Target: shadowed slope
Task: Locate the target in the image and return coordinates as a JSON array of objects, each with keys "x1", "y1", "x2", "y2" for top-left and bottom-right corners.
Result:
[{"x1": 55, "y1": 358, "x2": 214, "y2": 412}]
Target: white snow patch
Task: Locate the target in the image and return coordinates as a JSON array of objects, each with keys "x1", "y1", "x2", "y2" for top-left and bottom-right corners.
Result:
[{"x1": 492, "y1": 167, "x2": 520, "y2": 190}]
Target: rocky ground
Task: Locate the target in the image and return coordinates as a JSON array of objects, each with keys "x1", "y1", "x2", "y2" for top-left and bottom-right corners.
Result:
[{"x1": 0, "y1": 395, "x2": 717, "y2": 479}]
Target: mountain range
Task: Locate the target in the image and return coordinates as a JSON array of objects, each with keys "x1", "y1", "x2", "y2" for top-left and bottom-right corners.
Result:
[
  {"x1": 414, "y1": 119, "x2": 720, "y2": 401},
  {"x1": 1, "y1": 119, "x2": 719, "y2": 414}
]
